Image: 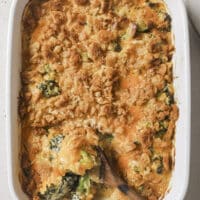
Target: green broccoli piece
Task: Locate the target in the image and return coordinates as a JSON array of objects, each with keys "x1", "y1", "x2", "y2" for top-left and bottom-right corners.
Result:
[
  {"x1": 157, "y1": 85, "x2": 174, "y2": 105},
  {"x1": 38, "y1": 80, "x2": 61, "y2": 98},
  {"x1": 38, "y1": 173, "x2": 80, "y2": 200},
  {"x1": 80, "y1": 150, "x2": 95, "y2": 167},
  {"x1": 155, "y1": 120, "x2": 168, "y2": 139},
  {"x1": 50, "y1": 134, "x2": 65, "y2": 152},
  {"x1": 137, "y1": 21, "x2": 149, "y2": 33},
  {"x1": 152, "y1": 155, "x2": 164, "y2": 174},
  {"x1": 77, "y1": 174, "x2": 91, "y2": 194}
]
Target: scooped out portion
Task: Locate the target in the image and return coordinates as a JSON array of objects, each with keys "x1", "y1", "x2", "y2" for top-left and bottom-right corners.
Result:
[{"x1": 20, "y1": 0, "x2": 178, "y2": 199}]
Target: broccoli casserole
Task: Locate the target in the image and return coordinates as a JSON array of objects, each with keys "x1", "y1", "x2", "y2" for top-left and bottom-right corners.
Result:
[{"x1": 19, "y1": 0, "x2": 178, "y2": 199}]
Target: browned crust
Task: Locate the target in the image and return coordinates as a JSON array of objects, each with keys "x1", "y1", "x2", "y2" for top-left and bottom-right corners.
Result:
[{"x1": 19, "y1": 0, "x2": 178, "y2": 199}]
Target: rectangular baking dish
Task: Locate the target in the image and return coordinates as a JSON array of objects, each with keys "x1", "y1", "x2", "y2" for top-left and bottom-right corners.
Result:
[{"x1": 6, "y1": 0, "x2": 191, "y2": 199}]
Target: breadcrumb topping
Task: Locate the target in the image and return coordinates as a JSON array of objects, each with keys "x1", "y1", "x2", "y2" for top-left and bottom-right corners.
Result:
[{"x1": 20, "y1": 0, "x2": 178, "y2": 199}]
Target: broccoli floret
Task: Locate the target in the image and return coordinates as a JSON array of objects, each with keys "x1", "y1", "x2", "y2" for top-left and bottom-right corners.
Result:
[
  {"x1": 38, "y1": 173, "x2": 80, "y2": 200},
  {"x1": 137, "y1": 21, "x2": 150, "y2": 33},
  {"x1": 62, "y1": 173, "x2": 80, "y2": 191},
  {"x1": 77, "y1": 174, "x2": 91, "y2": 195},
  {"x1": 80, "y1": 150, "x2": 95, "y2": 169},
  {"x1": 38, "y1": 184, "x2": 59, "y2": 200},
  {"x1": 152, "y1": 156, "x2": 164, "y2": 174},
  {"x1": 49, "y1": 134, "x2": 65, "y2": 152},
  {"x1": 43, "y1": 64, "x2": 52, "y2": 74},
  {"x1": 38, "y1": 80, "x2": 61, "y2": 98},
  {"x1": 157, "y1": 84, "x2": 174, "y2": 105},
  {"x1": 155, "y1": 120, "x2": 168, "y2": 139},
  {"x1": 158, "y1": 12, "x2": 172, "y2": 32},
  {"x1": 70, "y1": 175, "x2": 92, "y2": 200}
]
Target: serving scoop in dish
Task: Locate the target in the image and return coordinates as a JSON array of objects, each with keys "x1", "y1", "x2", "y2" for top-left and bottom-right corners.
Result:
[{"x1": 96, "y1": 147, "x2": 146, "y2": 200}]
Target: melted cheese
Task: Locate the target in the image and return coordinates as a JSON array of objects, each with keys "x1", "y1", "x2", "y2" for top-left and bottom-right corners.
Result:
[{"x1": 20, "y1": 0, "x2": 178, "y2": 199}]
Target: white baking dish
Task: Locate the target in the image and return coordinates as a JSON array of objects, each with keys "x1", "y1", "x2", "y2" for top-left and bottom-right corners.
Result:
[{"x1": 6, "y1": 0, "x2": 191, "y2": 199}]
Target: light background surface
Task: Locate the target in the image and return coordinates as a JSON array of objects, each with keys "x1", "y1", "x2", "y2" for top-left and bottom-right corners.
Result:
[{"x1": 0, "y1": 0, "x2": 200, "y2": 199}]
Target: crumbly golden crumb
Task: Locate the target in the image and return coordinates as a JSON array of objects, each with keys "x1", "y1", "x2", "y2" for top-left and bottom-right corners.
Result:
[{"x1": 20, "y1": 0, "x2": 178, "y2": 199}]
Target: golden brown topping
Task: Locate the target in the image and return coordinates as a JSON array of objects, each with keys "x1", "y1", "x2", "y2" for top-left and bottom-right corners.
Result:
[
  {"x1": 20, "y1": 0, "x2": 177, "y2": 199},
  {"x1": 69, "y1": 49, "x2": 82, "y2": 67},
  {"x1": 88, "y1": 42, "x2": 104, "y2": 61},
  {"x1": 74, "y1": 0, "x2": 88, "y2": 6},
  {"x1": 98, "y1": 30, "x2": 116, "y2": 43}
]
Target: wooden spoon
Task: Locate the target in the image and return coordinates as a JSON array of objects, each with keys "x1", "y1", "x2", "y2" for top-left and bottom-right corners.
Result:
[{"x1": 96, "y1": 147, "x2": 146, "y2": 200}]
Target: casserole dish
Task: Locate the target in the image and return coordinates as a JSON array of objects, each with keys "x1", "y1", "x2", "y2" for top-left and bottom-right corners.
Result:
[
  {"x1": 6, "y1": 0, "x2": 191, "y2": 199},
  {"x1": 186, "y1": 0, "x2": 200, "y2": 35}
]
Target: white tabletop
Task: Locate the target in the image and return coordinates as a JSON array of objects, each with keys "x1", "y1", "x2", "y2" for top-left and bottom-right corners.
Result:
[{"x1": 0, "y1": 1, "x2": 200, "y2": 199}]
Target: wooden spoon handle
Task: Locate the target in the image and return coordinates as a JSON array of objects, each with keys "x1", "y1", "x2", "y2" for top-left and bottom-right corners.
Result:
[{"x1": 96, "y1": 147, "x2": 146, "y2": 200}]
